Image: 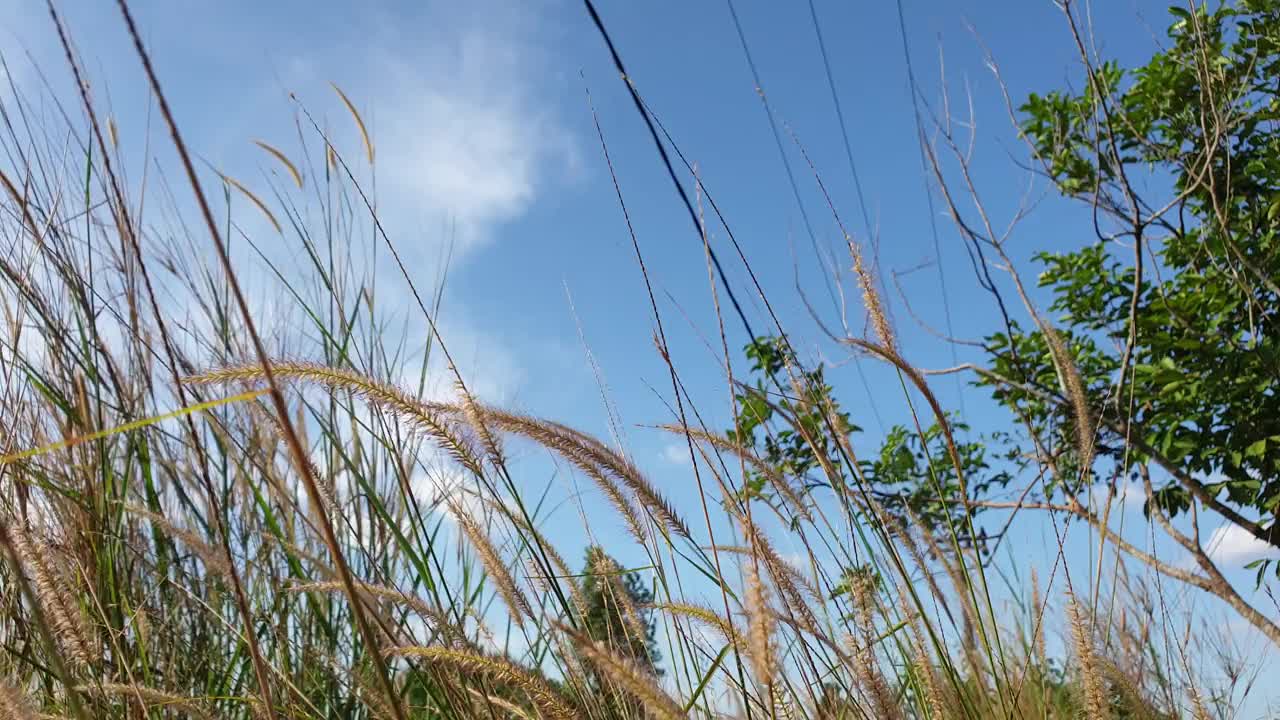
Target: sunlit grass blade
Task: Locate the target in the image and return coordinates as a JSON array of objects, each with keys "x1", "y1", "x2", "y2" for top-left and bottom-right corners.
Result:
[{"x1": 0, "y1": 389, "x2": 268, "y2": 466}]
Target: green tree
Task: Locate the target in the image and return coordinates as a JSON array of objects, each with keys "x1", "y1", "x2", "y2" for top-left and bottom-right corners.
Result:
[
  {"x1": 577, "y1": 545, "x2": 660, "y2": 717},
  {"x1": 945, "y1": 0, "x2": 1280, "y2": 645},
  {"x1": 729, "y1": 336, "x2": 1011, "y2": 554},
  {"x1": 731, "y1": 0, "x2": 1280, "y2": 649}
]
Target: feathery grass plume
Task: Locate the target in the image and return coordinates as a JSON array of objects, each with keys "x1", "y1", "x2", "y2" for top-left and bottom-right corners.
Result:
[
  {"x1": 713, "y1": 543, "x2": 822, "y2": 611},
  {"x1": 0, "y1": 681, "x2": 39, "y2": 720},
  {"x1": 9, "y1": 526, "x2": 95, "y2": 669},
  {"x1": 448, "y1": 498, "x2": 533, "y2": 623},
  {"x1": 129, "y1": 605, "x2": 151, "y2": 651},
  {"x1": 910, "y1": 633, "x2": 946, "y2": 720},
  {"x1": 849, "y1": 573, "x2": 902, "y2": 720},
  {"x1": 258, "y1": 532, "x2": 334, "y2": 577},
  {"x1": 464, "y1": 687, "x2": 535, "y2": 720},
  {"x1": 70, "y1": 374, "x2": 92, "y2": 435},
  {"x1": 75, "y1": 683, "x2": 210, "y2": 720},
  {"x1": 592, "y1": 550, "x2": 649, "y2": 647},
  {"x1": 352, "y1": 673, "x2": 399, "y2": 720},
  {"x1": 252, "y1": 140, "x2": 304, "y2": 189},
  {"x1": 1186, "y1": 682, "x2": 1212, "y2": 720},
  {"x1": 514, "y1": 552, "x2": 600, "y2": 696},
  {"x1": 848, "y1": 237, "x2": 896, "y2": 352},
  {"x1": 498, "y1": 510, "x2": 591, "y2": 627},
  {"x1": 536, "y1": 539, "x2": 590, "y2": 625},
  {"x1": 188, "y1": 363, "x2": 692, "y2": 544},
  {"x1": 771, "y1": 684, "x2": 799, "y2": 720},
  {"x1": 563, "y1": 627, "x2": 686, "y2": 720},
  {"x1": 1100, "y1": 660, "x2": 1158, "y2": 720},
  {"x1": 284, "y1": 587, "x2": 400, "y2": 648},
  {"x1": 843, "y1": 632, "x2": 899, "y2": 720},
  {"x1": 464, "y1": 408, "x2": 650, "y2": 542},
  {"x1": 216, "y1": 172, "x2": 282, "y2": 234},
  {"x1": 650, "y1": 602, "x2": 742, "y2": 645},
  {"x1": 286, "y1": 581, "x2": 457, "y2": 642},
  {"x1": 121, "y1": 504, "x2": 231, "y2": 578},
  {"x1": 897, "y1": 588, "x2": 946, "y2": 720},
  {"x1": 888, "y1": 516, "x2": 978, "y2": 688},
  {"x1": 385, "y1": 646, "x2": 577, "y2": 720},
  {"x1": 550, "y1": 442, "x2": 647, "y2": 543},
  {"x1": 185, "y1": 362, "x2": 486, "y2": 479},
  {"x1": 527, "y1": 416, "x2": 677, "y2": 531},
  {"x1": 1030, "y1": 567, "x2": 1047, "y2": 672},
  {"x1": 519, "y1": 552, "x2": 556, "y2": 606},
  {"x1": 718, "y1": 529, "x2": 821, "y2": 634},
  {"x1": 242, "y1": 695, "x2": 270, "y2": 720},
  {"x1": 484, "y1": 409, "x2": 696, "y2": 544},
  {"x1": 253, "y1": 399, "x2": 340, "y2": 525},
  {"x1": 298, "y1": 400, "x2": 338, "y2": 516},
  {"x1": 332, "y1": 83, "x2": 374, "y2": 165},
  {"x1": 1066, "y1": 592, "x2": 1110, "y2": 720},
  {"x1": 744, "y1": 556, "x2": 777, "y2": 697},
  {"x1": 659, "y1": 424, "x2": 810, "y2": 521},
  {"x1": 1044, "y1": 327, "x2": 1095, "y2": 471},
  {"x1": 457, "y1": 382, "x2": 505, "y2": 469},
  {"x1": 902, "y1": 502, "x2": 983, "y2": 673}
]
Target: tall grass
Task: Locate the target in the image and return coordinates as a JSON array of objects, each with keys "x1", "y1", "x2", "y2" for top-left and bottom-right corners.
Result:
[{"x1": 0, "y1": 4, "x2": 1266, "y2": 719}]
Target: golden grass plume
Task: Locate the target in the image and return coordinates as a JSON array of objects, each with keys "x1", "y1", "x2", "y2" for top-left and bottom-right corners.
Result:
[{"x1": 385, "y1": 646, "x2": 577, "y2": 720}]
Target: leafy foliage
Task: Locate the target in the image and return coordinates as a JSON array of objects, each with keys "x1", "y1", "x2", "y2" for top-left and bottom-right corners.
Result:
[
  {"x1": 730, "y1": 336, "x2": 1011, "y2": 552},
  {"x1": 994, "y1": 0, "x2": 1280, "y2": 572},
  {"x1": 727, "y1": 336, "x2": 857, "y2": 508}
]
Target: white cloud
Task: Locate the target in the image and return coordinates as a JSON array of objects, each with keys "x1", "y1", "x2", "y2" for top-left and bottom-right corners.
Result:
[
  {"x1": 0, "y1": 0, "x2": 566, "y2": 476},
  {"x1": 289, "y1": 1, "x2": 573, "y2": 398},
  {"x1": 660, "y1": 442, "x2": 693, "y2": 467},
  {"x1": 1114, "y1": 478, "x2": 1145, "y2": 507},
  {"x1": 283, "y1": 1, "x2": 577, "y2": 254},
  {"x1": 1205, "y1": 523, "x2": 1278, "y2": 566},
  {"x1": 376, "y1": 64, "x2": 566, "y2": 247}
]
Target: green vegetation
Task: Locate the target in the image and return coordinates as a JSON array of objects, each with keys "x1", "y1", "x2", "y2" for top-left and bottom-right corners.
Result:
[
  {"x1": 0, "y1": 1, "x2": 1275, "y2": 719},
  {"x1": 1003, "y1": 0, "x2": 1280, "y2": 592}
]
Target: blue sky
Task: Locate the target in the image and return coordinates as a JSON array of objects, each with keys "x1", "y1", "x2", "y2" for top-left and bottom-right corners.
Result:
[{"x1": 4, "y1": 0, "x2": 1277, "y2": 709}]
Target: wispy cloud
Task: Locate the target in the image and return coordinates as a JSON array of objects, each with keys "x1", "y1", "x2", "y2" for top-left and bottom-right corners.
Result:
[
  {"x1": 281, "y1": 0, "x2": 576, "y2": 394},
  {"x1": 274, "y1": 0, "x2": 577, "y2": 253},
  {"x1": 1205, "y1": 523, "x2": 1277, "y2": 567},
  {"x1": 375, "y1": 46, "x2": 573, "y2": 247},
  {"x1": 1113, "y1": 478, "x2": 1145, "y2": 507},
  {"x1": 660, "y1": 442, "x2": 693, "y2": 467}
]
